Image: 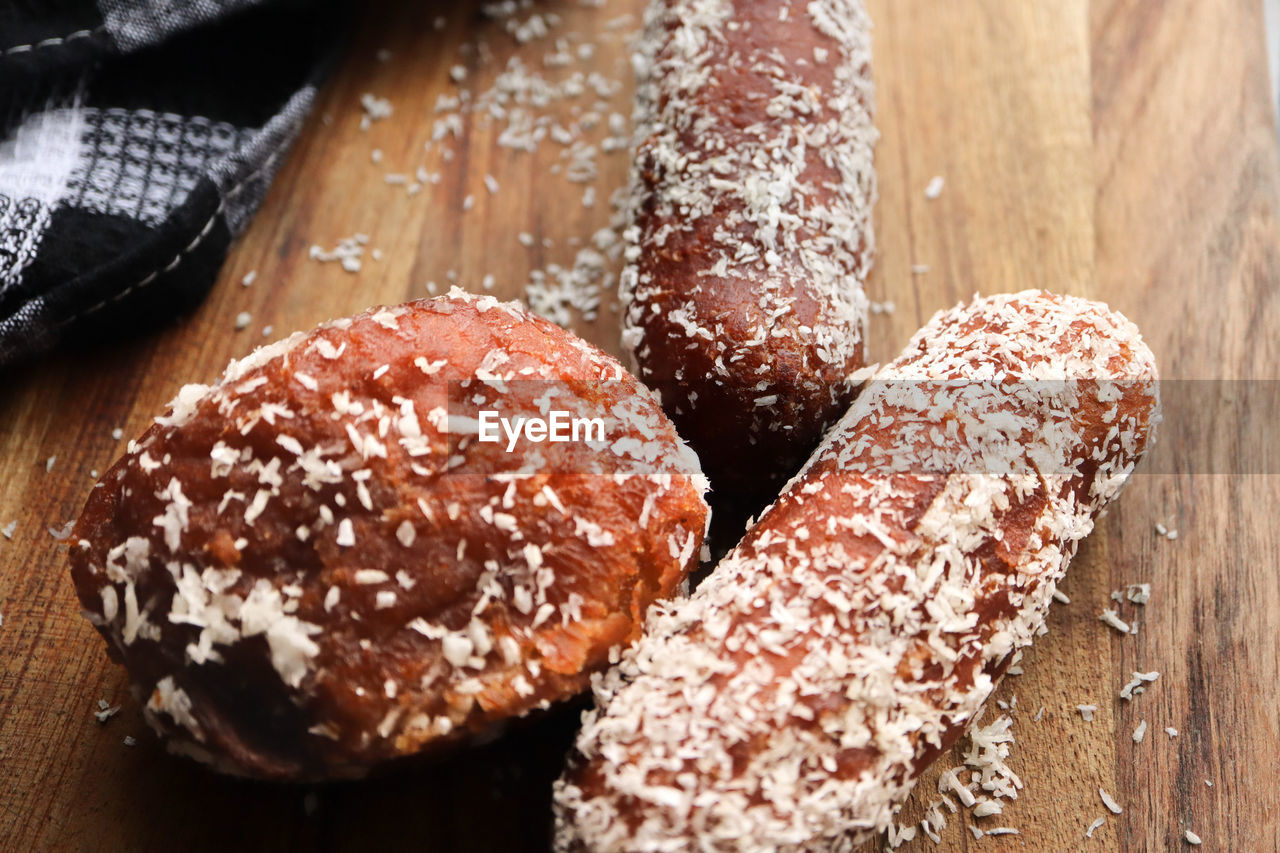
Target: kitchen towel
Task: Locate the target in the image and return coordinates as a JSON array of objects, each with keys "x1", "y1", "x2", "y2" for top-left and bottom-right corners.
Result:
[{"x1": 0, "y1": 0, "x2": 348, "y2": 368}]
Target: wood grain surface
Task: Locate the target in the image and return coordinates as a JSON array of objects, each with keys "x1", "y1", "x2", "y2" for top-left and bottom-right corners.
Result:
[{"x1": 1, "y1": 0, "x2": 1277, "y2": 850}]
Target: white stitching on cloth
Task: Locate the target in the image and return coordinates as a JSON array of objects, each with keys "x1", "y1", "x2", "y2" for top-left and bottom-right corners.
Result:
[
  {"x1": 72, "y1": 203, "x2": 221, "y2": 321},
  {"x1": 2, "y1": 28, "x2": 105, "y2": 57},
  {"x1": 50, "y1": 144, "x2": 287, "y2": 330}
]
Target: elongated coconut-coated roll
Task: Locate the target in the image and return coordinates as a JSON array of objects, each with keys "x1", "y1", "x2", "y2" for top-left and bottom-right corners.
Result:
[
  {"x1": 621, "y1": 0, "x2": 877, "y2": 501},
  {"x1": 555, "y1": 291, "x2": 1159, "y2": 851}
]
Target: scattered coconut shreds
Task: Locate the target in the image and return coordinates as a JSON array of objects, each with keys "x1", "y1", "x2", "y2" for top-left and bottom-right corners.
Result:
[
  {"x1": 968, "y1": 825, "x2": 983, "y2": 841},
  {"x1": 524, "y1": 238, "x2": 619, "y2": 325},
  {"x1": 886, "y1": 822, "x2": 916, "y2": 848},
  {"x1": 1077, "y1": 704, "x2": 1098, "y2": 722},
  {"x1": 924, "y1": 800, "x2": 948, "y2": 830},
  {"x1": 1126, "y1": 583, "x2": 1151, "y2": 604},
  {"x1": 1099, "y1": 608, "x2": 1131, "y2": 634},
  {"x1": 1, "y1": 520, "x2": 15, "y2": 539},
  {"x1": 1085, "y1": 816, "x2": 1106, "y2": 838},
  {"x1": 986, "y1": 827, "x2": 1020, "y2": 837},
  {"x1": 309, "y1": 234, "x2": 369, "y2": 273},
  {"x1": 1133, "y1": 720, "x2": 1148, "y2": 743},
  {"x1": 911, "y1": 263, "x2": 930, "y2": 274},
  {"x1": 235, "y1": 311, "x2": 252, "y2": 331},
  {"x1": 319, "y1": 4, "x2": 641, "y2": 326},
  {"x1": 939, "y1": 769, "x2": 974, "y2": 807},
  {"x1": 1184, "y1": 829, "x2": 1202, "y2": 845},
  {"x1": 359, "y1": 93, "x2": 393, "y2": 130},
  {"x1": 123, "y1": 735, "x2": 136, "y2": 747},
  {"x1": 1155, "y1": 522, "x2": 1179, "y2": 540},
  {"x1": 111, "y1": 427, "x2": 123, "y2": 440},
  {"x1": 1120, "y1": 670, "x2": 1160, "y2": 701},
  {"x1": 1052, "y1": 589, "x2": 1071, "y2": 604},
  {"x1": 261, "y1": 325, "x2": 274, "y2": 338},
  {"x1": 924, "y1": 175, "x2": 945, "y2": 199},
  {"x1": 241, "y1": 270, "x2": 257, "y2": 287},
  {"x1": 1205, "y1": 780, "x2": 1212, "y2": 787},
  {"x1": 49, "y1": 521, "x2": 74, "y2": 541},
  {"x1": 45, "y1": 455, "x2": 56, "y2": 472},
  {"x1": 962, "y1": 715, "x2": 1023, "y2": 805},
  {"x1": 973, "y1": 801, "x2": 1002, "y2": 818},
  {"x1": 1165, "y1": 727, "x2": 1179, "y2": 738},
  {"x1": 1099, "y1": 788, "x2": 1123, "y2": 815},
  {"x1": 869, "y1": 300, "x2": 896, "y2": 315},
  {"x1": 94, "y1": 702, "x2": 121, "y2": 723},
  {"x1": 1033, "y1": 706, "x2": 1045, "y2": 722}
]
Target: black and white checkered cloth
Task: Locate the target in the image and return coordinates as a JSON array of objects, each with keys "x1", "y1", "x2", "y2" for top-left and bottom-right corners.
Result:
[{"x1": 0, "y1": 0, "x2": 348, "y2": 367}]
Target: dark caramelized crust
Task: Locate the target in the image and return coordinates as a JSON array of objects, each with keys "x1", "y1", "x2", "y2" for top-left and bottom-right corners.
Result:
[
  {"x1": 554, "y1": 291, "x2": 1160, "y2": 851},
  {"x1": 621, "y1": 0, "x2": 877, "y2": 501},
  {"x1": 69, "y1": 290, "x2": 708, "y2": 780}
]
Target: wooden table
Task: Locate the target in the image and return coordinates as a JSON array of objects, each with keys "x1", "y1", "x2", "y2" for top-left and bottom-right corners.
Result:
[{"x1": 2, "y1": 0, "x2": 1277, "y2": 849}]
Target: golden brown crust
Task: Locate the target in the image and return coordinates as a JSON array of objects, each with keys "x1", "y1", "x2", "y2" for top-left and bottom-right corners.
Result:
[
  {"x1": 555, "y1": 291, "x2": 1160, "y2": 851},
  {"x1": 622, "y1": 0, "x2": 877, "y2": 500},
  {"x1": 69, "y1": 290, "x2": 708, "y2": 781}
]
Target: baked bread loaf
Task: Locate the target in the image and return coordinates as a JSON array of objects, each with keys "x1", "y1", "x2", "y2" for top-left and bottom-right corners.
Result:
[
  {"x1": 554, "y1": 291, "x2": 1160, "y2": 851},
  {"x1": 621, "y1": 0, "x2": 877, "y2": 501},
  {"x1": 69, "y1": 290, "x2": 709, "y2": 781}
]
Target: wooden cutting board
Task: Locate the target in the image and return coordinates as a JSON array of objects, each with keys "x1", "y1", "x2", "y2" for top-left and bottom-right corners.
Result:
[{"x1": 1, "y1": 0, "x2": 1277, "y2": 849}]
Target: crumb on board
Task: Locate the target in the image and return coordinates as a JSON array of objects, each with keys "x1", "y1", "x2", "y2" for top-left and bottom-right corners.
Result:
[
  {"x1": 94, "y1": 700, "x2": 121, "y2": 723},
  {"x1": 359, "y1": 93, "x2": 393, "y2": 130},
  {"x1": 1099, "y1": 608, "x2": 1131, "y2": 634},
  {"x1": 1120, "y1": 671, "x2": 1159, "y2": 701},
  {"x1": 309, "y1": 234, "x2": 368, "y2": 273},
  {"x1": 1126, "y1": 583, "x2": 1151, "y2": 604},
  {"x1": 1133, "y1": 720, "x2": 1148, "y2": 743}
]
